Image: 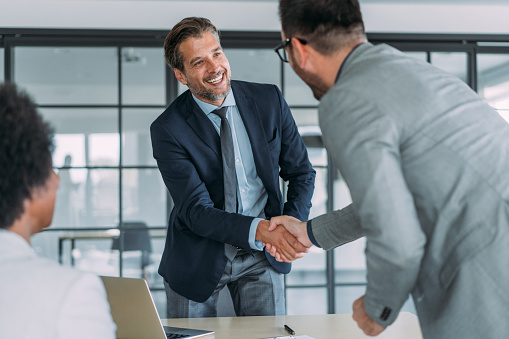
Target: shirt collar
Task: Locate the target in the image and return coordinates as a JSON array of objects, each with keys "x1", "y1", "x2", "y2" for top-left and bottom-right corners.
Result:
[
  {"x1": 334, "y1": 42, "x2": 366, "y2": 83},
  {"x1": 191, "y1": 89, "x2": 237, "y2": 115},
  {"x1": 0, "y1": 229, "x2": 35, "y2": 256}
]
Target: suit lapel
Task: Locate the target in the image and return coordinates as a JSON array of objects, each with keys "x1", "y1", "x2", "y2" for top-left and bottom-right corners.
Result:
[
  {"x1": 232, "y1": 82, "x2": 275, "y2": 192},
  {"x1": 184, "y1": 92, "x2": 221, "y2": 159}
]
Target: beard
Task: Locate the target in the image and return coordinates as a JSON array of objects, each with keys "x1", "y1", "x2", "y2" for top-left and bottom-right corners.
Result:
[
  {"x1": 186, "y1": 71, "x2": 231, "y2": 102},
  {"x1": 289, "y1": 55, "x2": 329, "y2": 101}
]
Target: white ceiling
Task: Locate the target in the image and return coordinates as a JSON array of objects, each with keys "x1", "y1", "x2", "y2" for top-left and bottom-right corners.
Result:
[
  {"x1": 84, "y1": 0, "x2": 509, "y2": 3},
  {"x1": 361, "y1": 0, "x2": 508, "y2": 3},
  {"x1": 2, "y1": 0, "x2": 509, "y2": 34},
  {"x1": 110, "y1": 0, "x2": 509, "y2": 3}
]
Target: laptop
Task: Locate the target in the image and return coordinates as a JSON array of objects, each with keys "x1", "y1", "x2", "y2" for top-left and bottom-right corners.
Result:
[{"x1": 100, "y1": 276, "x2": 214, "y2": 339}]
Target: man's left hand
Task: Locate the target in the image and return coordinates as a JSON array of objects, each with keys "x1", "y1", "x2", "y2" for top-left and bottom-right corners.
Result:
[{"x1": 352, "y1": 296, "x2": 385, "y2": 336}]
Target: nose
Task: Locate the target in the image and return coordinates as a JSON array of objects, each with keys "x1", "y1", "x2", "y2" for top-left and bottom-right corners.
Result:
[{"x1": 206, "y1": 58, "x2": 221, "y2": 74}]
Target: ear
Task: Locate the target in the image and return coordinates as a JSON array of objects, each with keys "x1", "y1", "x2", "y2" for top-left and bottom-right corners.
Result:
[
  {"x1": 174, "y1": 68, "x2": 187, "y2": 86},
  {"x1": 290, "y1": 37, "x2": 309, "y2": 69}
]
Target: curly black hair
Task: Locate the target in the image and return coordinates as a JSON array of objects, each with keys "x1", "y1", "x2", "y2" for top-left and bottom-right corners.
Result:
[{"x1": 0, "y1": 82, "x2": 54, "y2": 229}]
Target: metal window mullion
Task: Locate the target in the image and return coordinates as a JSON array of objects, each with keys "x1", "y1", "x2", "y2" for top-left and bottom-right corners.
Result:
[
  {"x1": 4, "y1": 38, "x2": 13, "y2": 81},
  {"x1": 326, "y1": 152, "x2": 336, "y2": 314},
  {"x1": 117, "y1": 46, "x2": 124, "y2": 277},
  {"x1": 165, "y1": 64, "x2": 178, "y2": 222},
  {"x1": 469, "y1": 49, "x2": 478, "y2": 92}
]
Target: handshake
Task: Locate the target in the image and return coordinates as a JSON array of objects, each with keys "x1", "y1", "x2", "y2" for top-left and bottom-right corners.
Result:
[
  {"x1": 261, "y1": 216, "x2": 384, "y2": 336},
  {"x1": 256, "y1": 215, "x2": 313, "y2": 263}
]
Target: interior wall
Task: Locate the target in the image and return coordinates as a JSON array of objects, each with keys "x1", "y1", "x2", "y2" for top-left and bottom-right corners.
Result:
[{"x1": 1, "y1": 1, "x2": 509, "y2": 35}]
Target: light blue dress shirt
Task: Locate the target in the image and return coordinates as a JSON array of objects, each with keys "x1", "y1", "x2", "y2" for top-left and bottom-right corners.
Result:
[{"x1": 192, "y1": 90, "x2": 266, "y2": 251}]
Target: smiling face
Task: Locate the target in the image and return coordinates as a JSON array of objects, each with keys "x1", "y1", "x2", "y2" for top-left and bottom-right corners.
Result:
[{"x1": 174, "y1": 31, "x2": 231, "y2": 106}]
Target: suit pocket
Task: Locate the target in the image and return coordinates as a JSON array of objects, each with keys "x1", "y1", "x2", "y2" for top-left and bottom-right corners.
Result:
[
  {"x1": 268, "y1": 129, "x2": 281, "y2": 169},
  {"x1": 267, "y1": 128, "x2": 280, "y2": 151},
  {"x1": 439, "y1": 222, "x2": 496, "y2": 289}
]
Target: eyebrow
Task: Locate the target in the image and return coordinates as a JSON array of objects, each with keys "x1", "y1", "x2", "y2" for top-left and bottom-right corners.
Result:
[{"x1": 188, "y1": 46, "x2": 223, "y2": 66}]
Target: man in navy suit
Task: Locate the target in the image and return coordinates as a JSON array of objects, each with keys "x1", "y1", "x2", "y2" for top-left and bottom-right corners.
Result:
[{"x1": 150, "y1": 17, "x2": 315, "y2": 318}]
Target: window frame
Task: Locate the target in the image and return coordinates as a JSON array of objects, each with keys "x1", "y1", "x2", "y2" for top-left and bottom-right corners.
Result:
[{"x1": 3, "y1": 28, "x2": 509, "y2": 315}]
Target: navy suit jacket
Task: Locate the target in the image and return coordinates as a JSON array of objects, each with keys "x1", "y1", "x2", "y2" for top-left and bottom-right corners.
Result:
[{"x1": 150, "y1": 80, "x2": 315, "y2": 302}]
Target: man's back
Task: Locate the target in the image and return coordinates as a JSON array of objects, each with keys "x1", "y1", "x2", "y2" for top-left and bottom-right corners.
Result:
[
  {"x1": 319, "y1": 42, "x2": 509, "y2": 338},
  {"x1": 322, "y1": 42, "x2": 509, "y2": 235},
  {"x1": 0, "y1": 230, "x2": 116, "y2": 339}
]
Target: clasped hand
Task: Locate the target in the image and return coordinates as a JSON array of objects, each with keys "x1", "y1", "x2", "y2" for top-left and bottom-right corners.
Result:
[
  {"x1": 352, "y1": 296, "x2": 385, "y2": 336},
  {"x1": 257, "y1": 215, "x2": 312, "y2": 262}
]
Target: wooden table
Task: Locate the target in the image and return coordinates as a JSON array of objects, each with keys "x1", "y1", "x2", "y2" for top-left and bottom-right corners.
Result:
[{"x1": 163, "y1": 312, "x2": 422, "y2": 339}]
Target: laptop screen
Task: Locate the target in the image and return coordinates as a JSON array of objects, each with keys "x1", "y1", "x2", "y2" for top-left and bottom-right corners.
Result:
[{"x1": 100, "y1": 276, "x2": 213, "y2": 339}]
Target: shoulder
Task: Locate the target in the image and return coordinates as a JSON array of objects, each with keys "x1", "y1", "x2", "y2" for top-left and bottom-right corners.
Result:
[
  {"x1": 5, "y1": 254, "x2": 104, "y2": 307},
  {"x1": 232, "y1": 80, "x2": 281, "y2": 97},
  {"x1": 62, "y1": 272, "x2": 108, "y2": 302},
  {"x1": 151, "y1": 90, "x2": 191, "y2": 131},
  {"x1": 57, "y1": 273, "x2": 117, "y2": 338},
  {"x1": 30, "y1": 255, "x2": 92, "y2": 288}
]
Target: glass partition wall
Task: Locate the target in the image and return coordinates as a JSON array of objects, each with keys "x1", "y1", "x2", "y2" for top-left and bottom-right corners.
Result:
[{"x1": 2, "y1": 30, "x2": 509, "y2": 317}]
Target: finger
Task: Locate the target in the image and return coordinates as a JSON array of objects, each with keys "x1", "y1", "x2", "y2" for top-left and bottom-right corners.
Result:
[
  {"x1": 268, "y1": 217, "x2": 282, "y2": 231},
  {"x1": 269, "y1": 245, "x2": 277, "y2": 257},
  {"x1": 280, "y1": 250, "x2": 296, "y2": 262},
  {"x1": 352, "y1": 310, "x2": 359, "y2": 322},
  {"x1": 283, "y1": 236, "x2": 308, "y2": 259},
  {"x1": 274, "y1": 242, "x2": 294, "y2": 262},
  {"x1": 291, "y1": 239, "x2": 310, "y2": 253},
  {"x1": 352, "y1": 296, "x2": 364, "y2": 311},
  {"x1": 283, "y1": 228, "x2": 310, "y2": 253},
  {"x1": 294, "y1": 252, "x2": 305, "y2": 259},
  {"x1": 364, "y1": 322, "x2": 383, "y2": 337},
  {"x1": 352, "y1": 301, "x2": 361, "y2": 321},
  {"x1": 277, "y1": 242, "x2": 296, "y2": 262},
  {"x1": 278, "y1": 252, "x2": 293, "y2": 263}
]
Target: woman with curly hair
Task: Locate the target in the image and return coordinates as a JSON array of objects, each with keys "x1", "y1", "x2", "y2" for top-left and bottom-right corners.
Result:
[{"x1": 0, "y1": 83, "x2": 116, "y2": 339}]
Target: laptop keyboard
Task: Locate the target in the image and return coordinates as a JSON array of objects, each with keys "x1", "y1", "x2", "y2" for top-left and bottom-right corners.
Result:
[{"x1": 166, "y1": 333, "x2": 188, "y2": 339}]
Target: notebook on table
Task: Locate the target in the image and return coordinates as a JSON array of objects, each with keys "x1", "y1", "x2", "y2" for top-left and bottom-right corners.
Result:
[{"x1": 100, "y1": 276, "x2": 214, "y2": 339}]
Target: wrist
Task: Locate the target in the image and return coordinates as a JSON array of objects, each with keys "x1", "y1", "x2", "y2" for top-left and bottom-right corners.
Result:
[
  {"x1": 307, "y1": 219, "x2": 321, "y2": 247},
  {"x1": 255, "y1": 219, "x2": 269, "y2": 241}
]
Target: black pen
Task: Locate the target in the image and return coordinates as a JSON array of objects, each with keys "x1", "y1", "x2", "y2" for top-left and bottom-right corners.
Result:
[{"x1": 284, "y1": 324, "x2": 295, "y2": 335}]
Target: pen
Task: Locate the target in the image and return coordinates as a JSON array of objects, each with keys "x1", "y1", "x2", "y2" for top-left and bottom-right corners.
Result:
[{"x1": 284, "y1": 324, "x2": 295, "y2": 335}]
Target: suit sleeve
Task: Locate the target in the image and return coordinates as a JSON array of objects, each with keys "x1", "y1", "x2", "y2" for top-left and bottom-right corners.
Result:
[
  {"x1": 274, "y1": 85, "x2": 316, "y2": 221},
  {"x1": 320, "y1": 89, "x2": 426, "y2": 327},
  {"x1": 311, "y1": 203, "x2": 364, "y2": 250},
  {"x1": 150, "y1": 119, "x2": 253, "y2": 249}
]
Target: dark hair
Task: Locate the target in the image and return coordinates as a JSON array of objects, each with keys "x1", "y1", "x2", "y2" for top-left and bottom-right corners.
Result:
[
  {"x1": 0, "y1": 83, "x2": 54, "y2": 229},
  {"x1": 279, "y1": 0, "x2": 365, "y2": 54},
  {"x1": 164, "y1": 17, "x2": 220, "y2": 72}
]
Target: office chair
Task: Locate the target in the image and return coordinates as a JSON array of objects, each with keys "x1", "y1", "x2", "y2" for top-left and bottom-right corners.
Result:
[{"x1": 111, "y1": 221, "x2": 153, "y2": 282}]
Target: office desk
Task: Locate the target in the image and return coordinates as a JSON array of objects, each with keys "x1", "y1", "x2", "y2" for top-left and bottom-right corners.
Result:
[
  {"x1": 58, "y1": 229, "x2": 166, "y2": 265},
  {"x1": 163, "y1": 312, "x2": 422, "y2": 339}
]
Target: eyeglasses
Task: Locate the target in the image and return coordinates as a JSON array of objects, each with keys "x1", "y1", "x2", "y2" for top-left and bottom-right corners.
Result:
[{"x1": 274, "y1": 38, "x2": 308, "y2": 63}]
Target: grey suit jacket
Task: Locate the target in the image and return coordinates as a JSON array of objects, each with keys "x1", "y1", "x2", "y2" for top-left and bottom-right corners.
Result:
[{"x1": 312, "y1": 43, "x2": 509, "y2": 338}]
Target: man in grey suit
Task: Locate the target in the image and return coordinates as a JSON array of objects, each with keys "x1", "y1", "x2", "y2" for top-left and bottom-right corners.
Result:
[{"x1": 267, "y1": 0, "x2": 509, "y2": 338}]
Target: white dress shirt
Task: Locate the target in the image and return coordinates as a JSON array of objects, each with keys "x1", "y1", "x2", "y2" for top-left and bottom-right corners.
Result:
[{"x1": 0, "y1": 229, "x2": 116, "y2": 339}]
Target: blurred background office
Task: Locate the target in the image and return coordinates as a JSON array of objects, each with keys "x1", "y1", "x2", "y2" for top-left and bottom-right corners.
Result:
[{"x1": 1, "y1": 0, "x2": 508, "y2": 318}]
